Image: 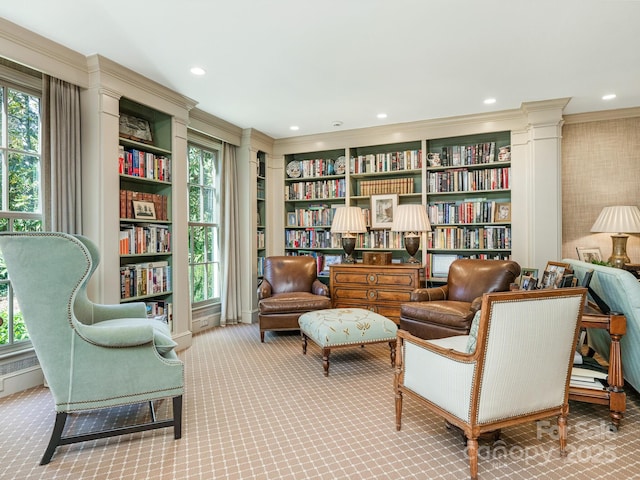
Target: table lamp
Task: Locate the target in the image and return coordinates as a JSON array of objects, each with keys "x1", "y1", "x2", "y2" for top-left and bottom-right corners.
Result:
[
  {"x1": 590, "y1": 205, "x2": 640, "y2": 268},
  {"x1": 330, "y1": 206, "x2": 367, "y2": 264},
  {"x1": 391, "y1": 204, "x2": 431, "y2": 264}
]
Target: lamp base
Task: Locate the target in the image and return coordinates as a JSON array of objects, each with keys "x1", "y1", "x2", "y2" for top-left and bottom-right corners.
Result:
[
  {"x1": 404, "y1": 235, "x2": 421, "y2": 264},
  {"x1": 342, "y1": 236, "x2": 357, "y2": 264},
  {"x1": 608, "y1": 234, "x2": 630, "y2": 269}
]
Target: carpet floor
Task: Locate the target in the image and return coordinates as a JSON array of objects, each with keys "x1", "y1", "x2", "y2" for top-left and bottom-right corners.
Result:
[{"x1": 1, "y1": 323, "x2": 640, "y2": 479}]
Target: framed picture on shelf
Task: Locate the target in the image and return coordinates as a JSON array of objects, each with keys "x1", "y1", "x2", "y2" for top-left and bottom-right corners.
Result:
[
  {"x1": 119, "y1": 113, "x2": 153, "y2": 144},
  {"x1": 540, "y1": 261, "x2": 570, "y2": 289},
  {"x1": 370, "y1": 194, "x2": 398, "y2": 229},
  {"x1": 519, "y1": 267, "x2": 539, "y2": 286},
  {"x1": 494, "y1": 202, "x2": 511, "y2": 222},
  {"x1": 132, "y1": 200, "x2": 157, "y2": 220},
  {"x1": 323, "y1": 254, "x2": 342, "y2": 272},
  {"x1": 576, "y1": 246, "x2": 602, "y2": 263},
  {"x1": 287, "y1": 212, "x2": 297, "y2": 227}
]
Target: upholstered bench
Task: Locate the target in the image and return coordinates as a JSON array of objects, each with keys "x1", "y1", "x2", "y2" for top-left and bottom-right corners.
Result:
[{"x1": 298, "y1": 308, "x2": 398, "y2": 376}]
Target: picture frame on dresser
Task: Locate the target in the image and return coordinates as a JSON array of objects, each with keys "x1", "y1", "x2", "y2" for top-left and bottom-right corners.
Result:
[{"x1": 370, "y1": 194, "x2": 397, "y2": 229}]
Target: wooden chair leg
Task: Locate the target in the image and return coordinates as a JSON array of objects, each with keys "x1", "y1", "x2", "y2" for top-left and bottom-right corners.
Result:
[
  {"x1": 388, "y1": 341, "x2": 396, "y2": 367},
  {"x1": 173, "y1": 395, "x2": 182, "y2": 439},
  {"x1": 467, "y1": 437, "x2": 479, "y2": 480},
  {"x1": 40, "y1": 412, "x2": 67, "y2": 465}
]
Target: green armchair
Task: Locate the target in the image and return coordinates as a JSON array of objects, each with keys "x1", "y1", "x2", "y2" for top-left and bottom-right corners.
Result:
[{"x1": 0, "y1": 232, "x2": 183, "y2": 465}]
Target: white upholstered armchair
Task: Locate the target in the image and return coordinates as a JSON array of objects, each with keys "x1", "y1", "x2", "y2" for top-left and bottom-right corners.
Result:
[{"x1": 395, "y1": 288, "x2": 587, "y2": 480}]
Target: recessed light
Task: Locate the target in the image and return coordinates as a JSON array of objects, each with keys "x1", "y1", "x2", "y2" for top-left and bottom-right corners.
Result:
[
  {"x1": 377, "y1": 113, "x2": 387, "y2": 119},
  {"x1": 290, "y1": 126, "x2": 299, "y2": 131},
  {"x1": 190, "y1": 66, "x2": 206, "y2": 76},
  {"x1": 483, "y1": 98, "x2": 496, "y2": 105},
  {"x1": 602, "y1": 93, "x2": 616, "y2": 101}
]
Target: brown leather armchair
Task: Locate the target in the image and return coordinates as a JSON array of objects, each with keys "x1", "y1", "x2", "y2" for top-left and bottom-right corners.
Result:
[
  {"x1": 399, "y1": 258, "x2": 520, "y2": 340},
  {"x1": 257, "y1": 256, "x2": 331, "y2": 342}
]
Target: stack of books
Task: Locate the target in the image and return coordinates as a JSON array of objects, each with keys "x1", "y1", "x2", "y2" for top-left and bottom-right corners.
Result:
[{"x1": 570, "y1": 362, "x2": 608, "y2": 390}]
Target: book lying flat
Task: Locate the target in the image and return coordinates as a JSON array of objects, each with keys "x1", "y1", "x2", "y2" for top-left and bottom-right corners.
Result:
[
  {"x1": 572, "y1": 366, "x2": 608, "y2": 381},
  {"x1": 570, "y1": 377, "x2": 608, "y2": 391}
]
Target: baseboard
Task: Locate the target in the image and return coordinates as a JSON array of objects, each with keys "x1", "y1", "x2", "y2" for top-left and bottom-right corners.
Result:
[{"x1": 0, "y1": 365, "x2": 44, "y2": 398}]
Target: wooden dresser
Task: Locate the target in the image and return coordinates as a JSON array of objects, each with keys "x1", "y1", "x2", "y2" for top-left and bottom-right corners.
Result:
[{"x1": 329, "y1": 264, "x2": 423, "y2": 324}]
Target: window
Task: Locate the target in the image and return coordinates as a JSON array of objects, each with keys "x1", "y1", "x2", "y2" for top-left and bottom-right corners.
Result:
[
  {"x1": 0, "y1": 75, "x2": 43, "y2": 351},
  {"x1": 188, "y1": 140, "x2": 221, "y2": 305}
]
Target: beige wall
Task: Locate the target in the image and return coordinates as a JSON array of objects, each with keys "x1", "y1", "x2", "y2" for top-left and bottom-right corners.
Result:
[{"x1": 562, "y1": 115, "x2": 640, "y2": 263}]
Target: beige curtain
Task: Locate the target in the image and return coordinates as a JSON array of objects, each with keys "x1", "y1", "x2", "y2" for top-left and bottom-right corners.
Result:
[
  {"x1": 220, "y1": 142, "x2": 241, "y2": 325},
  {"x1": 42, "y1": 75, "x2": 82, "y2": 233}
]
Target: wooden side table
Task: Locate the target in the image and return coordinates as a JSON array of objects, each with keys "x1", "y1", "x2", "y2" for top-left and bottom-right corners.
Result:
[
  {"x1": 329, "y1": 264, "x2": 423, "y2": 324},
  {"x1": 569, "y1": 305, "x2": 626, "y2": 429}
]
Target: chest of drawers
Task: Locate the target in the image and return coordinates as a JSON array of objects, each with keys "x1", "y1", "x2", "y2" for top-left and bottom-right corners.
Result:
[{"x1": 329, "y1": 264, "x2": 423, "y2": 324}]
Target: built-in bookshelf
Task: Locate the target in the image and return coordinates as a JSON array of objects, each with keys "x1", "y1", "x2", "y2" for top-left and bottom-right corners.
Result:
[
  {"x1": 257, "y1": 151, "x2": 266, "y2": 279},
  {"x1": 118, "y1": 98, "x2": 173, "y2": 330},
  {"x1": 284, "y1": 149, "x2": 346, "y2": 278},
  {"x1": 349, "y1": 141, "x2": 423, "y2": 263},
  {"x1": 425, "y1": 131, "x2": 512, "y2": 281}
]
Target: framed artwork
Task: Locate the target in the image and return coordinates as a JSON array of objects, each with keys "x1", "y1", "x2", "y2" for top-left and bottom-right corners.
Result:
[
  {"x1": 132, "y1": 200, "x2": 157, "y2": 220},
  {"x1": 370, "y1": 194, "x2": 398, "y2": 229},
  {"x1": 540, "y1": 261, "x2": 570, "y2": 289},
  {"x1": 519, "y1": 267, "x2": 539, "y2": 286},
  {"x1": 576, "y1": 246, "x2": 602, "y2": 263},
  {"x1": 119, "y1": 113, "x2": 153, "y2": 143},
  {"x1": 287, "y1": 212, "x2": 297, "y2": 227},
  {"x1": 494, "y1": 202, "x2": 511, "y2": 222},
  {"x1": 322, "y1": 254, "x2": 342, "y2": 272}
]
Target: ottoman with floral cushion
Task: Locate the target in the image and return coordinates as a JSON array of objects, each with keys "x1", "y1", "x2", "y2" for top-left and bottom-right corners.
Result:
[{"x1": 298, "y1": 308, "x2": 398, "y2": 376}]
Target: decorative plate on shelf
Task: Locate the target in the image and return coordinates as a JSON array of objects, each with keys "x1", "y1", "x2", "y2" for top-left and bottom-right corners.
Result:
[
  {"x1": 335, "y1": 156, "x2": 346, "y2": 175},
  {"x1": 286, "y1": 160, "x2": 301, "y2": 178}
]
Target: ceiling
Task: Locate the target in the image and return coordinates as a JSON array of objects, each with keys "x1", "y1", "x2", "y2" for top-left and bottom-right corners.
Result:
[{"x1": 1, "y1": 0, "x2": 639, "y2": 139}]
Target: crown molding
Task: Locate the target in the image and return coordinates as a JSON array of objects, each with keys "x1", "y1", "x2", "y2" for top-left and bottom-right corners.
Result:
[
  {"x1": 273, "y1": 107, "x2": 527, "y2": 156},
  {"x1": 86, "y1": 54, "x2": 197, "y2": 118},
  {"x1": 0, "y1": 17, "x2": 88, "y2": 88},
  {"x1": 188, "y1": 107, "x2": 243, "y2": 146},
  {"x1": 563, "y1": 106, "x2": 640, "y2": 125}
]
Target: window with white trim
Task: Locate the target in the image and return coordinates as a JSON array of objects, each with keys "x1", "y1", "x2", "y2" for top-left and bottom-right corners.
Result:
[
  {"x1": 0, "y1": 65, "x2": 43, "y2": 351},
  {"x1": 187, "y1": 138, "x2": 221, "y2": 305}
]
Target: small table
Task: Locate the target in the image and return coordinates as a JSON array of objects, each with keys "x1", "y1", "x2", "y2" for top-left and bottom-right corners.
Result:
[
  {"x1": 298, "y1": 308, "x2": 398, "y2": 376},
  {"x1": 569, "y1": 304, "x2": 626, "y2": 428}
]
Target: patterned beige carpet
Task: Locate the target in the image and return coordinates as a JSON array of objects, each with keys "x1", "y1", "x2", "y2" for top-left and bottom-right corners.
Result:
[{"x1": 1, "y1": 323, "x2": 640, "y2": 479}]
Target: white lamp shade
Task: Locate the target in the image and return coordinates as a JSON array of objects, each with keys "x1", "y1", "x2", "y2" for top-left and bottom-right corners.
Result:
[
  {"x1": 331, "y1": 206, "x2": 367, "y2": 234},
  {"x1": 391, "y1": 204, "x2": 431, "y2": 233},
  {"x1": 591, "y1": 206, "x2": 640, "y2": 233}
]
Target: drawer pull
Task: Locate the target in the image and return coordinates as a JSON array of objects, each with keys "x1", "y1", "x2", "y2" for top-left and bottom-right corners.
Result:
[{"x1": 368, "y1": 274, "x2": 376, "y2": 282}]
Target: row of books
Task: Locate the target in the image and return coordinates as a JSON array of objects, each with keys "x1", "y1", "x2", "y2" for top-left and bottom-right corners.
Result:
[
  {"x1": 120, "y1": 261, "x2": 172, "y2": 299},
  {"x1": 428, "y1": 226, "x2": 512, "y2": 250},
  {"x1": 285, "y1": 229, "x2": 341, "y2": 249},
  {"x1": 287, "y1": 204, "x2": 336, "y2": 227},
  {"x1": 427, "y1": 200, "x2": 509, "y2": 225},
  {"x1": 427, "y1": 167, "x2": 510, "y2": 193},
  {"x1": 257, "y1": 256, "x2": 266, "y2": 277},
  {"x1": 119, "y1": 224, "x2": 171, "y2": 255},
  {"x1": 120, "y1": 189, "x2": 169, "y2": 221},
  {"x1": 285, "y1": 251, "x2": 342, "y2": 276},
  {"x1": 428, "y1": 142, "x2": 499, "y2": 167},
  {"x1": 357, "y1": 178, "x2": 415, "y2": 196},
  {"x1": 285, "y1": 179, "x2": 346, "y2": 201},
  {"x1": 145, "y1": 300, "x2": 173, "y2": 332},
  {"x1": 349, "y1": 150, "x2": 422, "y2": 174},
  {"x1": 257, "y1": 230, "x2": 265, "y2": 249},
  {"x1": 289, "y1": 158, "x2": 341, "y2": 178},
  {"x1": 118, "y1": 145, "x2": 171, "y2": 182},
  {"x1": 356, "y1": 230, "x2": 404, "y2": 249}
]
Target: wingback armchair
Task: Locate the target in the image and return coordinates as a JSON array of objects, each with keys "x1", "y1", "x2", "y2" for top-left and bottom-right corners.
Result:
[
  {"x1": 400, "y1": 258, "x2": 520, "y2": 339},
  {"x1": 257, "y1": 256, "x2": 331, "y2": 342},
  {"x1": 395, "y1": 288, "x2": 587, "y2": 480},
  {"x1": 0, "y1": 232, "x2": 183, "y2": 465}
]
